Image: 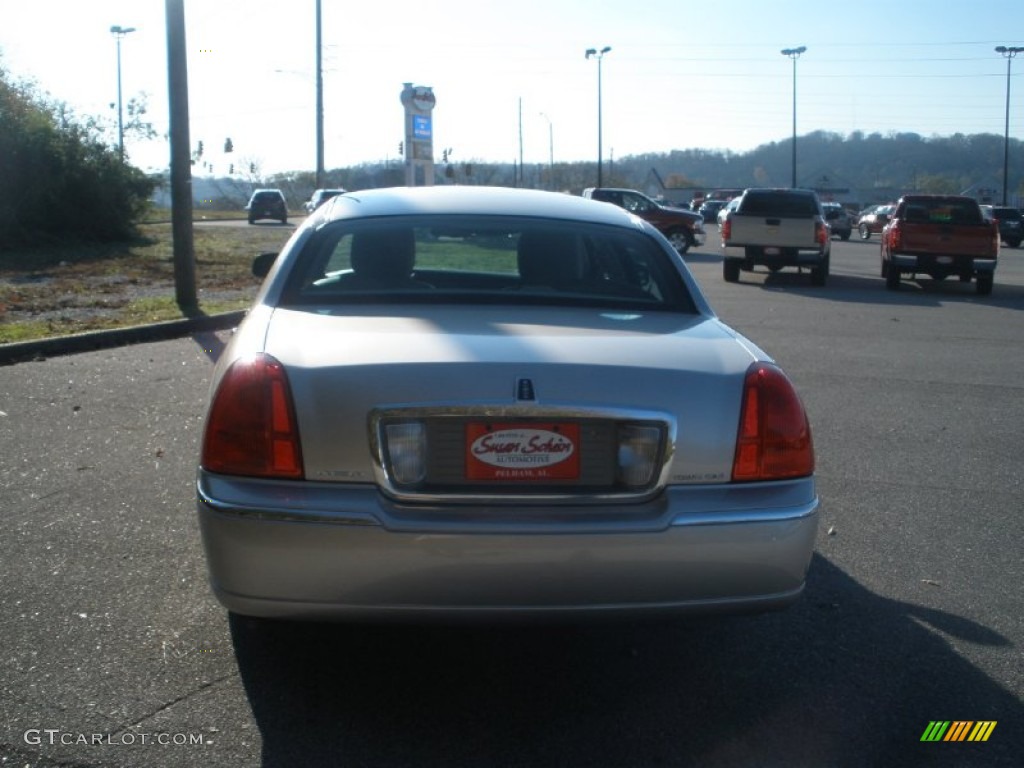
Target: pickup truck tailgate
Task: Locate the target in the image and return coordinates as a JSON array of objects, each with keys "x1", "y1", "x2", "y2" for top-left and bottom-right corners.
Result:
[
  {"x1": 728, "y1": 214, "x2": 819, "y2": 247},
  {"x1": 896, "y1": 221, "x2": 996, "y2": 256}
]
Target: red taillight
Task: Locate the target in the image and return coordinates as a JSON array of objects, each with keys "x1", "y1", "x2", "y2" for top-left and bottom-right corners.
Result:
[
  {"x1": 202, "y1": 353, "x2": 304, "y2": 479},
  {"x1": 815, "y1": 220, "x2": 828, "y2": 246},
  {"x1": 888, "y1": 221, "x2": 902, "y2": 251},
  {"x1": 732, "y1": 362, "x2": 814, "y2": 482},
  {"x1": 721, "y1": 218, "x2": 731, "y2": 241}
]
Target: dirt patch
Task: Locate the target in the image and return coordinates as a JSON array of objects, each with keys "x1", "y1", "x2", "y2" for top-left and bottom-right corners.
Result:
[{"x1": 0, "y1": 222, "x2": 294, "y2": 342}]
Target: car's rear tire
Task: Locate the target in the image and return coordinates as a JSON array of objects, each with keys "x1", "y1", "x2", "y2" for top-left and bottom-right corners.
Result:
[
  {"x1": 840, "y1": 231, "x2": 851, "y2": 241},
  {"x1": 723, "y1": 259, "x2": 740, "y2": 283},
  {"x1": 859, "y1": 223, "x2": 871, "y2": 240},
  {"x1": 810, "y1": 257, "x2": 829, "y2": 286},
  {"x1": 886, "y1": 262, "x2": 900, "y2": 290},
  {"x1": 976, "y1": 273, "x2": 993, "y2": 295},
  {"x1": 1007, "y1": 238, "x2": 1021, "y2": 248}
]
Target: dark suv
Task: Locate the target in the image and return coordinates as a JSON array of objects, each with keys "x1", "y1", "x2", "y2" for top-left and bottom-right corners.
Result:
[
  {"x1": 246, "y1": 189, "x2": 288, "y2": 224},
  {"x1": 987, "y1": 206, "x2": 1022, "y2": 248}
]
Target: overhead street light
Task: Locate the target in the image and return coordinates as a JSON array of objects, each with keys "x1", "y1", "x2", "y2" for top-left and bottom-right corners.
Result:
[
  {"x1": 110, "y1": 25, "x2": 136, "y2": 161},
  {"x1": 996, "y1": 46, "x2": 1023, "y2": 206},
  {"x1": 781, "y1": 46, "x2": 807, "y2": 189},
  {"x1": 585, "y1": 46, "x2": 612, "y2": 187}
]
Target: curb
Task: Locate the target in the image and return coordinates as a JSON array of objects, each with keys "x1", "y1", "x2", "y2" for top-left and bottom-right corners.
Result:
[{"x1": 0, "y1": 310, "x2": 247, "y2": 366}]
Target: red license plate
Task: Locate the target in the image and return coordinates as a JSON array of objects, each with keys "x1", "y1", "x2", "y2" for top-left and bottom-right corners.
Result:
[{"x1": 465, "y1": 422, "x2": 580, "y2": 481}]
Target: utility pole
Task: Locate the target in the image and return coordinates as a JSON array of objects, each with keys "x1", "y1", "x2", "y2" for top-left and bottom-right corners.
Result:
[{"x1": 165, "y1": 0, "x2": 197, "y2": 310}]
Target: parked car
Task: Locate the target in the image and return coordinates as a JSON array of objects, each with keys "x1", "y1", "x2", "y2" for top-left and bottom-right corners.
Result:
[
  {"x1": 717, "y1": 197, "x2": 740, "y2": 228},
  {"x1": 857, "y1": 204, "x2": 894, "y2": 240},
  {"x1": 246, "y1": 189, "x2": 288, "y2": 224},
  {"x1": 582, "y1": 187, "x2": 706, "y2": 254},
  {"x1": 821, "y1": 202, "x2": 852, "y2": 241},
  {"x1": 304, "y1": 188, "x2": 347, "y2": 214},
  {"x1": 986, "y1": 206, "x2": 1022, "y2": 248},
  {"x1": 698, "y1": 199, "x2": 727, "y2": 223},
  {"x1": 720, "y1": 188, "x2": 831, "y2": 285},
  {"x1": 881, "y1": 195, "x2": 998, "y2": 295},
  {"x1": 197, "y1": 186, "x2": 818, "y2": 621}
]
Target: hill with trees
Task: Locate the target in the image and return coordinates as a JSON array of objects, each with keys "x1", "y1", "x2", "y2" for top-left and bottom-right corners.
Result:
[{"x1": 189, "y1": 129, "x2": 1021, "y2": 213}]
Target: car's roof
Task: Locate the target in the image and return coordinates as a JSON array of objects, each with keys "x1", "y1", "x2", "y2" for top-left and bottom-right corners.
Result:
[{"x1": 323, "y1": 186, "x2": 646, "y2": 228}]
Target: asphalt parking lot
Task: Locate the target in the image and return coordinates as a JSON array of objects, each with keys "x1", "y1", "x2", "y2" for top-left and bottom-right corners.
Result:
[{"x1": 1, "y1": 233, "x2": 1022, "y2": 767}]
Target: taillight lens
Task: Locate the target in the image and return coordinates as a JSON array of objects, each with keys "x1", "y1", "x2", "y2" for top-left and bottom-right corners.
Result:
[
  {"x1": 888, "y1": 221, "x2": 902, "y2": 251},
  {"x1": 721, "y1": 218, "x2": 731, "y2": 240},
  {"x1": 202, "y1": 354, "x2": 304, "y2": 479},
  {"x1": 815, "y1": 220, "x2": 828, "y2": 246},
  {"x1": 732, "y1": 362, "x2": 814, "y2": 482}
]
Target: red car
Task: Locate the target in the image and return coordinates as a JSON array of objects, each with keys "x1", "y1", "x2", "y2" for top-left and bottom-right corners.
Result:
[{"x1": 857, "y1": 204, "x2": 894, "y2": 240}]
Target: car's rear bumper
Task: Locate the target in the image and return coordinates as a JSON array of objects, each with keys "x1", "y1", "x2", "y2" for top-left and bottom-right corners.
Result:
[
  {"x1": 722, "y1": 244, "x2": 829, "y2": 266},
  {"x1": 890, "y1": 253, "x2": 997, "y2": 273},
  {"x1": 197, "y1": 471, "x2": 819, "y2": 620}
]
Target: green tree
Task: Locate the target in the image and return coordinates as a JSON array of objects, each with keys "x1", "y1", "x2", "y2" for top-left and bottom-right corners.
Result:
[{"x1": 0, "y1": 61, "x2": 155, "y2": 247}]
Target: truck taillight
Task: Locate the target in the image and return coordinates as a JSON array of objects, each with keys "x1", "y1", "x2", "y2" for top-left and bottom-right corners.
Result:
[
  {"x1": 815, "y1": 220, "x2": 828, "y2": 246},
  {"x1": 888, "y1": 221, "x2": 902, "y2": 251},
  {"x1": 721, "y1": 218, "x2": 731, "y2": 240},
  {"x1": 732, "y1": 362, "x2": 814, "y2": 482},
  {"x1": 202, "y1": 354, "x2": 304, "y2": 479}
]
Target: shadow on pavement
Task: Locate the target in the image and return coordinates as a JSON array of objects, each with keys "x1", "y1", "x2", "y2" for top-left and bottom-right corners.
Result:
[
  {"x1": 228, "y1": 554, "x2": 1022, "y2": 767},
  {"x1": 192, "y1": 330, "x2": 228, "y2": 364}
]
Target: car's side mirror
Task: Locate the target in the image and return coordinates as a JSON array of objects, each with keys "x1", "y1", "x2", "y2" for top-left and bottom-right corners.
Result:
[{"x1": 252, "y1": 252, "x2": 278, "y2": 278}]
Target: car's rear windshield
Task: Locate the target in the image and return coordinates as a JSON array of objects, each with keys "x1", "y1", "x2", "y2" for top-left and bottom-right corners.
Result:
[
  {"x1": 901, "y1": 199, "x2": 984, "y2": 225},
  {"x1": 993, "y1": 207, "x2": 1022, "y2": 220},
  {"x1": 279, "y1": 215, "x2": 697, "y2": 313},
  {"x1": 739, "y1": 191, "x2": 820, "y2": 217}
]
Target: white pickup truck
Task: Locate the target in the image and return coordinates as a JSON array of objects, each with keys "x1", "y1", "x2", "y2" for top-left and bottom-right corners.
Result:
[{"x1": 719, "y1": 188, "x2": 831, "y2": 286}]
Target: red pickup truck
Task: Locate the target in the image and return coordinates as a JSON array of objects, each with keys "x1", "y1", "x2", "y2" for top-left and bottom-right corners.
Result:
[{"x1": 880, "y1": 195, "x2": 999, "y2": 295}]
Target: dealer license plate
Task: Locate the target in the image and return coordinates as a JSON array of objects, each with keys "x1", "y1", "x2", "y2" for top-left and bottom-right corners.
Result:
[{"x1": 465, "y1": 422, "x2": 580, "y2": 481}]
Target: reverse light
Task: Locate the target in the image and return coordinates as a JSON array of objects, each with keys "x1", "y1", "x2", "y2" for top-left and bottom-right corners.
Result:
[
  {"x1": 202, "y1": 354, "x2": 304, "y2": 479},
  {"x1": 732, "y1": 362, "x2": 814, "y2": 482},
  {"x1": 385, "y1": 422, "x2": 427, "y2": 485},
  {"x1": 617, "y1": 424, "x2": 663, "y2": 487}
]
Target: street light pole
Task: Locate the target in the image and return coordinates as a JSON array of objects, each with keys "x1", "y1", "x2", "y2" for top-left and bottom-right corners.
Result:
[
  {"x1": 781, "y1": 46, "x2": 806, "y2": 189},
  {"x1": 996, "y1": 46, "x2": 1023, "y2": 206},
  {"x1": 540, "y1": 112, "x2": 554, "y2": 188},
  {"x1": 315, "y1": 0, "x2": 325, "y2": 187},
  {"x1": 110, "y1": 25, "x2": 136, "y2": 161},
  {"x1": 585, "y1": 46, "x2": 611, "y2": 187}
]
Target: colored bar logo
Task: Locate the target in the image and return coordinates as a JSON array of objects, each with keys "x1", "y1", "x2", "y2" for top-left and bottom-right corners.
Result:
[{"x1": 921, "y1": 721, "x2": 996, "y2": 742}]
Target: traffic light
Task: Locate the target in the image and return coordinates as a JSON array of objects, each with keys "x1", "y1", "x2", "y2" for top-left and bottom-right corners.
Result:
[
  {"x1": 224, "y1": 137, "x2": 233, "y2": 153},
  {"x1": 197, "y1": 140, "x2": 204, "y2": 157}
]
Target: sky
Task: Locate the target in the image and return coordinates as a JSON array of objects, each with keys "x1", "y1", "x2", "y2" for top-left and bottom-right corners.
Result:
[{"x1": 1, "y1": 0, "x2": 1022, "y2": 177}]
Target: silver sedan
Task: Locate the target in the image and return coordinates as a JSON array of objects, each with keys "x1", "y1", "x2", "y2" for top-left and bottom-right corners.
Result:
[{"x1": 197, "y1": 186, "x2": 818, "y2": 620}]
